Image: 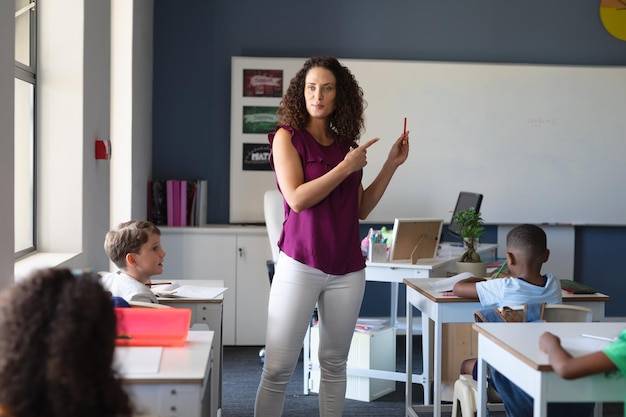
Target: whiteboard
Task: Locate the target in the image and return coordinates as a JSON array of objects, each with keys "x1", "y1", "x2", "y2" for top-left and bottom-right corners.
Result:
[{"x1": 230, "y1": 56, "x2": 626, "y2": 225}]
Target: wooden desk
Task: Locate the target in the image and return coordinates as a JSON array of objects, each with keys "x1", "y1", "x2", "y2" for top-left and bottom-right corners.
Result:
[
  {"x1": 474, "y1": 322, "x2": 626, "y2": 417},
  {"x1": 157, "y1": 280, "x2": 224, "y2": 417},
  {"x1": 404, "y1": 277, "x2": 610, "y2": 417},
  {"x1": 119, "y1": 330, "x2": 214, "y2": 417}
]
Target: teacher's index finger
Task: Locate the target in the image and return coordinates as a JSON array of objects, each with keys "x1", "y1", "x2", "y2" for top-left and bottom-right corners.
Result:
[{"x1": 359, "y1": 138, "x2": 380, "y2": 150}]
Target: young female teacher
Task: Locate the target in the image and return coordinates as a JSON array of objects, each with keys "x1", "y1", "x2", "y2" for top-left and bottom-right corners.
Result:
[{"x1": 255, "y1": 56, "x2": 410, "y2": 417}]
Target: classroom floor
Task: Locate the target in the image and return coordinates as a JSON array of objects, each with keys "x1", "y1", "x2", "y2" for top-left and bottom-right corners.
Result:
[{"x1": 221, "y1": 335, "x2": 624, "y2": 417}]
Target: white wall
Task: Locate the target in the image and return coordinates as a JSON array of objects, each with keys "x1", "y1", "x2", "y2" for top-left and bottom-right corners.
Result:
[
  {"x1": 38, "y1": 0, "x2": 85, "y2": 254},
  {"x1": 131, "y1": 0, "x2": 154, "y2": 221},
  {"x1": 109, "y1": 0, "x2": 154, "y2": 269},
  {"x1": 13, "y1": 0, "x2": 154, "y2": 282},
  {"x1": 0, "y1": 1, "x2": 15, "y2": 288},
  {"x1": 36, "y1": 0, "x2": 112, "y2": 272},
  {"x1": 82, "y1": 0, "x2": 114, "y2": 268},
  {"x1": 111, "y1": 0, "x2": 154, "y2": 228}
]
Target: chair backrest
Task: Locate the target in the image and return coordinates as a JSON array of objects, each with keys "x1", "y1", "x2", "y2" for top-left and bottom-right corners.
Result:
[
  {"x1": 542, "y1": 303, "x2": 593, "y2": 322},
  {"x1": 491, "y1": 303, "x2": 592, "y2": 323},
  {"x1": 264, "y1": 189, "x2": 284, "y2": 263}
]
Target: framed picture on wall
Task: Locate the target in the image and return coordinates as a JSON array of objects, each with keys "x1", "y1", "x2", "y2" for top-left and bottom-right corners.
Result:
[
  {"x1": 243, "y1": 69, "x2": 283, "y2": 97},
  {"x1": 242, "y1": 143, "x2": 272, "y2": 171},
  {"x1": 242, "y1": 106, "x2": 278, "y2": 134}
]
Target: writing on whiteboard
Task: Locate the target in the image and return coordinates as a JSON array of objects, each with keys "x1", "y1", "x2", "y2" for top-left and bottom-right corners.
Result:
[{"x1": 528, "y1": 117, "x2": 557, "y2": 128}]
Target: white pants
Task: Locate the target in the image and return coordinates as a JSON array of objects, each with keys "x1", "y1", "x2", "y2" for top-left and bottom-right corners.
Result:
[{"x1": 255, "y1": 252, "x2": 366, "y2": 417}]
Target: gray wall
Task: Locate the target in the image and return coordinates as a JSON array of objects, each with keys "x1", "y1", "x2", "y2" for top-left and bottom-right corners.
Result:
[{"x1": 152, "y1": 0, "x2": 626, "y2": 317}]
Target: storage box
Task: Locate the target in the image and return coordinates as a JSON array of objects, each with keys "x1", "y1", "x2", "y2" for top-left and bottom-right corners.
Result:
[
  {"x1": 309, "y1": 325, "x2": 396, "y2": 402},
  {"x1": 115, "y1": 308, "x2": 191, "y2": 347}
]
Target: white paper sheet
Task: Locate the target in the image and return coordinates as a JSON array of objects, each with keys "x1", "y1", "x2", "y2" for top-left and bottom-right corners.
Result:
[
  {"x1": 153, "y1": 282, "x2": 228, "y2": 299},
  {"x1": 560, "y1": 336, "x2": 612, "y2": 357},
  {"x1": 114, "y1": 346, "x2": 163, "y2": 375},
  {"x1": 429, "y1": 272, "x2": 474, "y2": 293},
  {"x1": 169, "y1": 286, "x2": 228, "y2": 298}
]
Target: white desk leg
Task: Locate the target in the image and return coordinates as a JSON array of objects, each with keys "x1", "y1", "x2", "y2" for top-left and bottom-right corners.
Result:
[
  {"x1": 433, "y1": 318, "x2": 443, "y2": 417},
  {"x1": 536, "y1": 380, "x2": 549, "y2": 417},
  {"x1": 477, "y1": 354, "x2": 487, "y2": 417},
  {"x1": 421, "y1": 312, "x2": 431, "y2": 406},
  {"x1": 534, "y1": 395, "x2": 547, "y2": 417},
  {"x1": 391, "y1": 281, "x2": 399, "y2": 329},
  {"x1": 406, "y1": 296, "x2": 413, "y2": 414},
  {"x1": 303, "y1": 324, "x2": 311, "y2": 395}
]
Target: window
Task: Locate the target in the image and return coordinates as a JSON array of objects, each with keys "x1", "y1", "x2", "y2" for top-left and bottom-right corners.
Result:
[{"x1": 14, "y1": 0, "x2": 36, "y2": 257}]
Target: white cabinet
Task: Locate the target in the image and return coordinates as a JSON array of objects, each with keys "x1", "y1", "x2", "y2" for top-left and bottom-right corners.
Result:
[{"x1": 160, "y1": 226, "x2": 272, "y2": 345}]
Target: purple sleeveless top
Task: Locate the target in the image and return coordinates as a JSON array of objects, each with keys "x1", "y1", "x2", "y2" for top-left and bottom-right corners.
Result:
[{"x1": 269, "y1": 125, "x2": 365, "y2": 275}]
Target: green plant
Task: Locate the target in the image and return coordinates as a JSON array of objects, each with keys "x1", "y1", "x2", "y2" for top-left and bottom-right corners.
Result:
[{"x1": 453, "y1": 207, "x2": 485, "y2": 263}]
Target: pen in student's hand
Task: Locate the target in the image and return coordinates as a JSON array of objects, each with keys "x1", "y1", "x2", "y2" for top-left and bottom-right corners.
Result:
[
  {"x1": 147, "y1": 281, "x2": 172, "y2": 287},
  {"x1": 580, "y1": 333, "x2": 617, "y2": 343},
  {"x1": 494, "y1": 260, "x2": 507, "y2": 278}
]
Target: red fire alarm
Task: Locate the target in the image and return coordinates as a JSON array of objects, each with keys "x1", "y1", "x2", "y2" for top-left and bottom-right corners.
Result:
[{"x1": 95, "y1": 139, "x2": 111, "y2": 160}]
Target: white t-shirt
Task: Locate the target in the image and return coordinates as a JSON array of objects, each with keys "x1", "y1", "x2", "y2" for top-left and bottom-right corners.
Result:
[
  {"x1": 475, "y1": 273, "x2": 562, "y2": 308},
  {"x1": 100, "y1": 271, "x2": 158, "y2": 304}
]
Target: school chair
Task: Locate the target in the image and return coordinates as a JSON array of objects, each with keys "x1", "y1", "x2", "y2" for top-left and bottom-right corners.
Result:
[
  {"x1": 259, "y1": 189, "x2": 284, "y2": 364},
  {"x1": 451, "y1": 303, "x2": 593, "y2": 417}
]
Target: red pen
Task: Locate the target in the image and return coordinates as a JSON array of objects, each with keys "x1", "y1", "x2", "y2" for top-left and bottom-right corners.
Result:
[{"x1": 403, "y1": 117, "x2": 407, "y2": 144}]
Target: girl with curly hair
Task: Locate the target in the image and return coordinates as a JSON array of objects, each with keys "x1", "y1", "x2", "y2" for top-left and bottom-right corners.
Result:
[
  {"x1": 0, "y1": 268, "x2": 134, "y2": 417},
  {"x1": 255, "y1": 56, "x2": 409, "y2": 417}
]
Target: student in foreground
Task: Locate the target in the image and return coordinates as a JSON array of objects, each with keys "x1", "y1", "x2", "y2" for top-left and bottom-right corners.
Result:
[
  {"x1": 0, "y1": 268, "x2": 134, "y2": 417},
  {"x1": 539, "y1": 329, "x2": 625, "y2": 379},
  {"x1": 255, "y1": 56, "x2": 409, "y2": 417},
  {"x1": 101, "y1": 220, "x2": 165, "y2": 304}
]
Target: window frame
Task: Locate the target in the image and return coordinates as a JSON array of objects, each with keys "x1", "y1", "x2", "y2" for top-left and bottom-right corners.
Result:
[{"x1": 14, "y1": 0, "x2": 37, "y2": 258}]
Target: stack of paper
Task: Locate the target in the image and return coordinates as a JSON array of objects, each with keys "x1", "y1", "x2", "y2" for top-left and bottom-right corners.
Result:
[
  {"x1": 355, "y1": 318, "x2": 388, "y2": 333},
  {"x1": 150, "y1": 281, "x2": 227, "y2": 299}
]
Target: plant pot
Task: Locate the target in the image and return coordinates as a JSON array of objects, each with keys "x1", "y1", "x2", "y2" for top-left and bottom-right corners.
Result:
[{"x1": 456, "y1": 261, "x2": 487, "y2": 278}]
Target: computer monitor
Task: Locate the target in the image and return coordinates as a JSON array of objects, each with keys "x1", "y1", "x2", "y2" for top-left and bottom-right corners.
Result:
[{"x1": 448, "y1": 191, "x2": 483, "y2": 238}]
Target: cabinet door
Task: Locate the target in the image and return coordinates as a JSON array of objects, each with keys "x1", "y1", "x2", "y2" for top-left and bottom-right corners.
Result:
[
  {"x1": 160, "y1": 232, "x2": 238, "y2": 345},
  {"x1": 235, "y1": 234, "x2": 272, "y2": 345}
]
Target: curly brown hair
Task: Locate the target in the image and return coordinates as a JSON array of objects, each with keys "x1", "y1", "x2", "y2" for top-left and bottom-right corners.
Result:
[
  {"x1": 276, "y1": 56, "x2": 365, "y2": 145},
  {"x1": 0, "y1": 268, "x2": 133, "y2": 417}
]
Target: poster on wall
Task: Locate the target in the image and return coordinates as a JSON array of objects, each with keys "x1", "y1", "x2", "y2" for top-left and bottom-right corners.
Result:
[
  {"x1": 242, "y1": 143, "x2": 272, "y2": 171},
  {"x1": 243, "y1": 69, "x2": 283, "y2": 97},
  {"x1": 242, "y1": 106, "x2": 278, "y2": 134}
]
